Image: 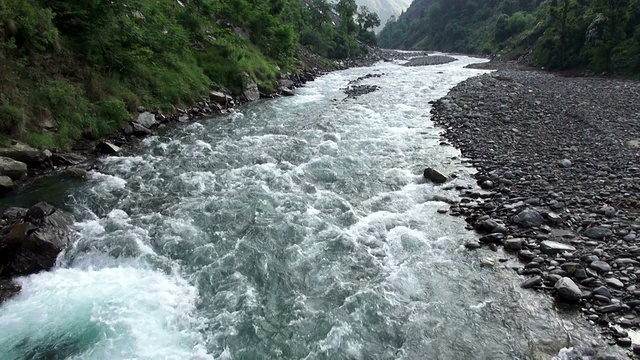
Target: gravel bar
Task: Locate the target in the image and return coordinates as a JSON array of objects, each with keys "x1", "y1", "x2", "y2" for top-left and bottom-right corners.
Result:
[{"x1": 431, "y1": 66, "x2": 640, "y2": 352}]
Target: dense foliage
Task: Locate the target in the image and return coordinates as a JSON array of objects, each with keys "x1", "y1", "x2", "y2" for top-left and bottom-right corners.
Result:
[
  {"x1": 0, "y1": 0, "x2": 378, "y2": 149},
  {"x1": 379, "y1": 0, "x2": 640, "y2": 75}
]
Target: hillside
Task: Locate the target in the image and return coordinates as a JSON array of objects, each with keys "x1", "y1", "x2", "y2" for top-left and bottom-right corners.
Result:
[
  {"x1": 0, "y1": 0, "x2": 379, "y2": 150},
  {"x1": 355, "y1": 0, "x2": 412, "y2": 32},
  {"x1": 378, "y1": 0, "x2": 640, "y2": 75}
]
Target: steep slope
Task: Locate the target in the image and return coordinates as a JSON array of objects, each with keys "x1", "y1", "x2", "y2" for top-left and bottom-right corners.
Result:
[{"x1": 355, "y1": 0, "x2": 412, "y2": 32}]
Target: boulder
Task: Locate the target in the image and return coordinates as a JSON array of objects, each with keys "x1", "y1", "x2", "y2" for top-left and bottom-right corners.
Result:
[
  {"x1": 279, "y1": 87, "x2": 295, "y2": 96},
  {"x1": 96, "y1": 141, "x2": 121, "y2": 154},
  {"x1": 209, "y1": 91, "x2": 233, "y2": 105},
  {"x1": 540, "y1": 240, "x2": 576, "y2": 255},
  {"x1": 0, "y1": 176, "x2": 13, "y2": 194},
  {"x1": 0, "y1": 202, "x2": 73, "y2": 277},
  {"x1": 0, "y1": 144, "x2": 45, "y2": 164},
  {"x1": 0, "y1": 279, "x2": 21, "y2": 304},
  {"x1": 131, "y1": 122, "x2": 153, "y2": 136},
  {"x1": 554, "y1": 277, "x2": 581, "y2": 302},
  {"x1": 504, "y1": 238, "x2": 524, "y2": 251},
  {"x1": 584, "y1": 227, "x2": 612, "y2": 240},
  {"x1": 423, "y1": 167, "x2": 448, "y2": 183},
  {"x1": 243, "y1": 76, "x2": 260, "y2": 102},
  {"x1": 512, "y1": 209, "x2": 544, "y2": 227},
  {"x1": 134, "y1": 112, "x2": 157, "y2": 128},
  {"x1": 64, "y1": 167, "x2": 88, "y2": 179},
  {"x1": 0, "y1": 156, "x2": 27, "y2": 180},
  {"x1": 2, "y1": 207, "x2": 27, "y2": 221},
  {"x1": 52, "y1": 153, "x2": 87, "y2": 166}
]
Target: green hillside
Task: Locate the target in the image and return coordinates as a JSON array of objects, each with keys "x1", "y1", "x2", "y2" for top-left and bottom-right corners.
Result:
[
  {"x1": 0, "y1": 0, "x2": 378, "y2": 149},
  {"x1": 379, "y1": 0, "x2": 640, "y2": 75}
]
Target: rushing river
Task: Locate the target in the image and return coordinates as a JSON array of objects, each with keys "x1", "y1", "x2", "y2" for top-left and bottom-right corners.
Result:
[{"x1": 0, "y1": 56, "x2": 617, "y2": 359}]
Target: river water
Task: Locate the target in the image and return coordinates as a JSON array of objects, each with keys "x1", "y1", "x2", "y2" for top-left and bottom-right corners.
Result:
[{"x1": 0, "y1": 56, "x2": 617, "y2": 359}]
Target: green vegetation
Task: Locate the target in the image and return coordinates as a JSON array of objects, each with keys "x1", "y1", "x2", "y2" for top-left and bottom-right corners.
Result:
[
  {"x1": 379, "y1": 0, "x2": 640, "y2": 76},
  {"x1": 0, "y1": 0, "x2": 379, "y2": 149}
]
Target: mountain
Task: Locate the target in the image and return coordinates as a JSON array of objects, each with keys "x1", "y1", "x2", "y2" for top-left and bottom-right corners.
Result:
[
  {"x1": 378, "y1": 0, "x2": 640, "y2": 75},
  {"x1": 355, "y1": 0, "x2": 412, "y2": 32}
]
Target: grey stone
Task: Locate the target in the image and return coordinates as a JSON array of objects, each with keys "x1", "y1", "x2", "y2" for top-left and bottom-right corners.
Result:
[
  {"x1": 479, "y1": 233, "x2": 505, "y2": 244},
  {"x1": 589, "y1": 260, "x2": 611, "y2": 273},
  {"x1": 0, "y1": 156, "x2": 27, "y2": 180},
  {"x1": 584, "y1": 227, "x2": 612, "y2": 239},
  {"x1": 64, "y1": 168, "x2": 88, "y2": 179},
  {"x1": 96, "y1": 141, "x2": 121, "y2": 154},
  {"x1": 554, "y1": 277, "x2": 581, "y2": 302},
  {"x1": 135, "y1": 112, "x2": 157, "y2": 128},
  {"x1": 209, "y1": 91, "x2": 233, "y2": 105},
  {"x1": 626, "y1": 140, "x2": 640, "y2": 149},
  {"x1": 558, "y1": 159, "x2": 572, "y2": 168},
  {"x1": 0, "y1": 144, "x2": 45, "y2": 164},
  {"x1": 504, "y1": 238, "x2": 524, "y2": 251},
  {"x1": 0, "y1": 175, "x2": 13, "y2": 193},
  {"x1": 131, "y1": 122, "x2": 153, "y2": 136},
  {"x1": 540, "y1": 240, "x2": 576, "y2": 255},
  {"x1": 279, "y1": 87, "x2": 295, "y2": 96},
  {"x1": 597, "y1": 304, "x2": 623, "y2": 313},
  {"x1": 423, "y1": 167, "x2": 448, "y2": 183},
  {"x1": 243, "y1": 76, "x2": 260, "y2": 102},
  {"x1": 521, "y1": 276, "x2": 543, "y2": 289},
  {"x1": 512, "y1": 209, "x2": 544, "y2": 227},
  {"x1": 606, "y1": 278, "x2": 624, "y2": 289},
  {"x1": 464, "y1": 241, "x2": 481, "y2": 250}
]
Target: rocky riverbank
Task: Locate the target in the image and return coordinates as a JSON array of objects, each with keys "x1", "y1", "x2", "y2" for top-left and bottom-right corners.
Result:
[{"x1": 431, "y1": 64, "x2": 640, "y2": 354}]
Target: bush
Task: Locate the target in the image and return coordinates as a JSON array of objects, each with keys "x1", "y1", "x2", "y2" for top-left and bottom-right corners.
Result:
[{"x1": 0, "y1": 105, "x2": 25, "y2": 136}]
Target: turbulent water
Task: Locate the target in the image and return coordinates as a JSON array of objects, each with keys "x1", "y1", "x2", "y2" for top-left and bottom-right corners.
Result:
[{"x1": 0, "y1": 56, "x2": 614, "y2": 359}]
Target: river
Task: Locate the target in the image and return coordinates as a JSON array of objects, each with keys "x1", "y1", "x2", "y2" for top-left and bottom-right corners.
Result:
[{"x1": 0, "y1": 55, "x2": 617, "y2": 359}]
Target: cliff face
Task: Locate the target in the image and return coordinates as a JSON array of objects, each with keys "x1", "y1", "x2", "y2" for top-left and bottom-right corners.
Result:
[{"x1": 355, "y1": 0, "x2": 412, "y2": 32}]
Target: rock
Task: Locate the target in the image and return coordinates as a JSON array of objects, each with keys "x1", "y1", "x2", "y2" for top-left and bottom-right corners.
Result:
[
  {"x1": 64, "y1": 167, "x2": 88, "y2": 179},
  {"x1": 243, "y1": 76, "x2": 260, "y2": 102},
  {"x1": 504, "y1": 238, "x2": 524, "y2": 251},
  {"x1": 423, "y1": 167, "x2": 448, "y2": 183},
  {"x1": 479, "y1": 233, "x2": 505, "y2": 244},
  {"x1": 96, "y1": 141, "x2": 121, "y2": 154},
  {"x1": 589, "y1": 261, "x2": 611, "y2": 273},
  {"x1": 210, "y1": 91, "x2": 233, "y2": 105},
  {"x1": 597, "y1": 304, "x2": 623, "y2": 313},
  {"x1": 633, "y1": 344, "x2": 640, "y2": 355},
  {"x1": 3, "y1": 207, "x2": 27, "y2": 220},
  {"x1": 0, "y1": 279, "x2": 21, "y2": 304},
  {"x1": 278, "y1": 87, "x2": 295, "y2": 96},
  {"x1": 0, "y1": 175, "x2": 13, "y2": 193},
  {"x1": 480, "y1": 180, "x2": 494, "y2": 189},
  {"x1": 0, "y1": 202, "x2": 73, "y2": 277},
  {"x1": 512, "y1": 209, "x2": 544, "y2": 227},
  {"x1": 616, "y1": 337, "x2": 632, "y2": 347},
  {"x1": 135, "y1": 112, "x2": 157, "y2": 128},
  {"x1": 0, "y1": 156, "x2": 27, "y2": 180},
  {"x1": 0, "y1": 144, "x2": 45, "y2": 164},
  {"x1": 605, "y1": 278, "x2": 624, "y2": 289},
  {"x1": 52, "y1": 153, "x2": 87, "y2": 166},
  {"x1": 465, "y1": 241, "x2": 481, "y2": 250},
  {"x1": 480, "y1": 257, "x2": 496, "y2": 267},
  {"x1": 558, "y1": 158, "x2": 572, "y2": 168},
  {"x1": 592, "y1": 286, "x2": 611, "y2": 299},
  {"x1": 584, "y1": 227, "x2": 612, "y2": 239},
  {"x1": 554, "y1": 277, "x2": 581, "y2": 302},
  {"x1": 540, "y1": 240, "x2": 576, "y2": 255},
  {"x1": 521, "y1": 276, "x2": 543, "y2": 289},
  {"x1": 626, "y1": 140, "x2": 640, "y2": 149},
  {"x1": 131, "y1": 122, "x2": 153, "y2": 136}
]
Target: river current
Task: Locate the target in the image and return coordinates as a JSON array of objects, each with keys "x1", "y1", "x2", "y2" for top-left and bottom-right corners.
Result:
[{"x1": 0, "y1": 56, "x2": 616, "y2": 359}]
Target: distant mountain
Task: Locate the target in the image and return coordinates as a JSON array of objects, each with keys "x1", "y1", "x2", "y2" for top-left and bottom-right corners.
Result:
[{"x1": 355, "y1": 0, "x2": 412, "y2": 32}]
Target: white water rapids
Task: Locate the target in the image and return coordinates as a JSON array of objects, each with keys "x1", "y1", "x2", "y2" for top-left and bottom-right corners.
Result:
[{"x1": 0, "y1": 55, "x2": 619, "y2": 359}]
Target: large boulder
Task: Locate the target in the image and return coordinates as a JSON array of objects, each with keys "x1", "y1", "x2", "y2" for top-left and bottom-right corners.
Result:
[
  {"x1": 0, "y1": 202, "x2": 73, "y2": 277},
  {"x1": 423, "y1": 167, "x2": 448, "y2": 184},
  {"x1": 0, "y1": 156, "x2": 27, "y2": 180},
  {"x1": 243, "y1": 76, "x2": 260, "y2": 102},
  {"x1": 96, "y1": 141, "x2": 121, "y2": 154},
  {"x1": 209, "y1": 91, "x2": 233, "y2": 106},
  {"x1": 0, "y1": 144, "x2": 45, "y2": 164},
  {"x1": 0, "y1": 176, "x2": 13, "y2": 194},
  {"x1": 554, "y1": 277, "x2": 581, "y2": 303},
  {"x1": 134, "y1": 112, "x2": 157, "y2": 129}
]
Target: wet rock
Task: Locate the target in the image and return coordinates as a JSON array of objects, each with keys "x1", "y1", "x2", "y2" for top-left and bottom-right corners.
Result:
[
  {"x1": 616, "y1": 337, "x2": 632, "y2": 347},
  {"x1": 0, "y1": 279, "x2": 21, "y2": 304},
  {"x1": 480, "y1": 257, "x2": 496, "y2": 267},
  {"x1": 0, "y1": 156, "x2": 27, "y2": 180},
  {"x1": 584, "y1": 227, "x2": 612, "y2": 240},
  {"x1": 52, "y1": 153, "x2": 87, "y2": 166},
  {"x1": 465, "y1": 241, "x2": 481, "y2": 250},
  {"x1": 597, "y1": 304, "x2": 623, "y2": 313},
  {"x1": 96, "y1": 141, "x2": 121, "y2": 154},
  {"x1": 0, "y1": 175, "x2": 13, "y2": 193},
  {"x1": 64, "y1": 167, "x2": 88, "y2": 179},
  {"x1": 0, "y1": 202, "x2": 73, "y2": 277},
  {"x1": 278, "y1": 87, "x2": 295, "y2": 96},
  {"x1": 3, "y1": 207, "x2": 27, "y2": 220},
  {"x1": 554, "y1": 277, "x2": 581, "y2": 302},
  {"x1": 243, "y1": 76, "x2": 260, "y2": 102},
  {"x1": 479, "y1": 233, "x2": 505, "y2": 244},
  {"x1": 521, "y1": 276, "x2": 543, "y2": 289},
  {"x1": 0, "y1": 144, "x2": 45, "y2": 164},
  {"x1": 134, "y1": 112, "x2": 157, "y2": 128},
  {"x1": 504, "y1": 238, "x2": 524, "y2": 251},
  {"x1": 210, "y1": 91, "x2": 233, "y2": 105},
  {"x1": 512, "y1": 209, "x2": 544, "y2": 227},
  {"x1": 132, "y1": 122, "x2": 153, "y2": 136},
  {"x1": 605, "y1": 278, "x2": 624, "y2": 289},
  {"x1": 589, "y1": 261, "x2": 611, "y2": 273},
  {"x1": 423, "y1": 167, "x2": 448, "y2": 184},
  {"x1": 540, "y1": 240, "x2": 576, "y2": 255}
]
